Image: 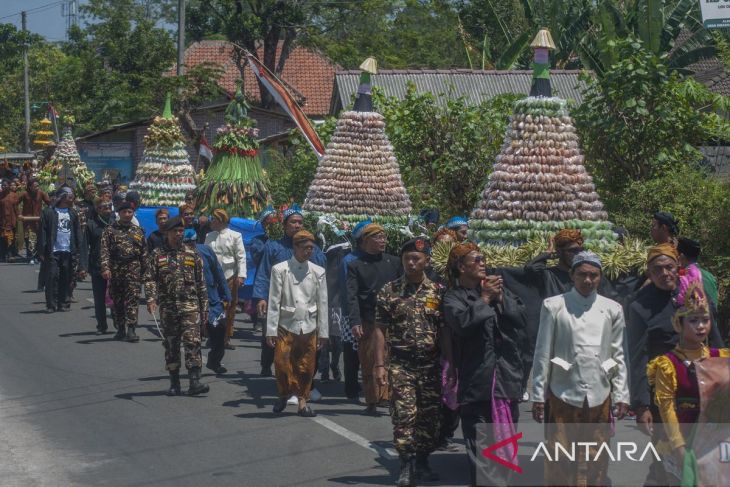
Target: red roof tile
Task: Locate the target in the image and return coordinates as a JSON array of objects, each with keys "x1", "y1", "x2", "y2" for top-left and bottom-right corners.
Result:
[{"x1": 169, "y1": 40, "x2": 337, "y2": 117}]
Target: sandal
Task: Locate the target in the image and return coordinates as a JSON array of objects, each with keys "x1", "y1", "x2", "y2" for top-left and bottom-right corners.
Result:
[{"x1": 297, "y1": 406, "x2": 317, "y2": 417}]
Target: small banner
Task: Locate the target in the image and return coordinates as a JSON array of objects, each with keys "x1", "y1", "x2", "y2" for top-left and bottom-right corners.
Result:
[{"x1": 243, "y1": 50, "x2": 325, "y2": 159}]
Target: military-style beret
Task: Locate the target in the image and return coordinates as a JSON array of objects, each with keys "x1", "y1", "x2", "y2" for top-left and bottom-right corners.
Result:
[
  {"x1": 400, "y1": 237, "x2": 431, "y2": 256},
  {"x1": 162, "y1": 216, "x2": 184, "y2": 232}
]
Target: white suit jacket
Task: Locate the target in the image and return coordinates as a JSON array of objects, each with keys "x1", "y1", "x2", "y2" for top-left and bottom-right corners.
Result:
[
  {"x1": 532, "y1": 288, "x2": 629, "y2": 408},
  {"x1": 266, "y1": 257, "x2": 328, "y2": 338},
  {"x1": 205, "y1": 227, "x2": 246, "y2": 280}
]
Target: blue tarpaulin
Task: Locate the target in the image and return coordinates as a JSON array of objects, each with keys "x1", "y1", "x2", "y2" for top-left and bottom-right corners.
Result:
[{"x1": 136, "y1": 207, "x2": 264, "y2": 300}]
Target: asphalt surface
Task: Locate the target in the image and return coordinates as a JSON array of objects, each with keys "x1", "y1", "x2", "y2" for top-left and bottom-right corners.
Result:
[{"x1": 0, "y1": 262, "x2": 475, "y2": 487}]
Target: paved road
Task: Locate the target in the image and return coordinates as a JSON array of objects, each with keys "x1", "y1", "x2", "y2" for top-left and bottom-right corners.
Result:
[{"x1": 0, "y1": 262, "x2": 476, "y2": 487}]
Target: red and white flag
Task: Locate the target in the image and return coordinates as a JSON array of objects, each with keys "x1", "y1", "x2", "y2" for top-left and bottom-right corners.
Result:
[
  {"x1": 244, "y1": 51, "x2": 325, "y2": 159},
  {"x1": 199, "y1": 135, "x2": 214, "y2": 161}
]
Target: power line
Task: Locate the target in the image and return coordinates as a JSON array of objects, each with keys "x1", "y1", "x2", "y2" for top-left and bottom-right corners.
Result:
[{"x1": 0, "y1": 1, "x2": 65, "y2": 22}]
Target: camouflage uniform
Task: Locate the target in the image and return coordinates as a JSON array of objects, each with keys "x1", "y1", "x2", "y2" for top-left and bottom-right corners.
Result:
[
  {"x1": 144, "y1": 243, "x2": 208, "y2": 371},
  {"x1": 375, "y1": 276, "x2": 443, "y2": 456},
  {"x1": 100, "y1": 221, "x2": 146, "y2": 333}
]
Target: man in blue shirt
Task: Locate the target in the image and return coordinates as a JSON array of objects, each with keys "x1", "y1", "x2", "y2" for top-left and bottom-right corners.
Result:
[
  {"x1": 196, "y1": 243, "x2": 232, "y2": 375},
  {"x1": 250, "y1": 205, "x2": 277, "y2": 376}
]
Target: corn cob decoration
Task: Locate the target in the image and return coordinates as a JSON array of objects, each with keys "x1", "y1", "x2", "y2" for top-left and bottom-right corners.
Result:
[
  {"x1": 193, "y1": 82, "x2": 270, "y2": 218},
  {"x1": 130, "y1": 93, "x2": 197, "y2": 207},
  {"x1": 304, "y1": 57, "x2": 412, "y2": 218},
  {"x1": 469, "y1": 29, "x2": 616, "y2": 249}
]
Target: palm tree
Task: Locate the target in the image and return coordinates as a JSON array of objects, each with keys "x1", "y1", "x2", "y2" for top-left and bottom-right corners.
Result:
[{"x1": 492, "y1": 0, "x2": 716, "y2": 76}]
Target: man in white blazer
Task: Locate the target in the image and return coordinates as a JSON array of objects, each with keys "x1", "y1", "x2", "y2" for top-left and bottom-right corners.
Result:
[
  {"x1": 266, "y1": 230, "x2": 328, "y2": 417},
  {"x1": 531, "y1": 251, "x2": 629, "y2": 486},
  {"x1": 205, "y1": 209, "x2": 246, "y2": 350}
]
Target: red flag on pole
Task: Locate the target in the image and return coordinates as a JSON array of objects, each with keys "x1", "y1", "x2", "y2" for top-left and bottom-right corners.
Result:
[
  {"x1": 199, "y1": 135, "x2": 214, "y2": 161},
  {"x1": 244, "y1": 51, "x2": 325, "y2": 159}
]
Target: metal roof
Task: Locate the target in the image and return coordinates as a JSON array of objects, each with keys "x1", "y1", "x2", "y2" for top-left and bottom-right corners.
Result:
[{"x1": 331, "y1": 69, "x2": 589, "y2": 113}]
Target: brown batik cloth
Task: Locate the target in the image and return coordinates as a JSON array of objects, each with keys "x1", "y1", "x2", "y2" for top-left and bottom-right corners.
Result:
[
  {"x1": 358, "y1": 322, "x2": 390, "y2": 405},
  {"x1": 544, "y1": 394, "x2": 612, "y2": 487},
  {"x1": 274, "y1": 327, "x2": 317, "y2": 400}
]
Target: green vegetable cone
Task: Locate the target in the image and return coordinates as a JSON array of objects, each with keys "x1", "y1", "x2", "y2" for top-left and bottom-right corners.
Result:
[{"x1": 193, "y1": 82, "x2": 270, "y2": 217}]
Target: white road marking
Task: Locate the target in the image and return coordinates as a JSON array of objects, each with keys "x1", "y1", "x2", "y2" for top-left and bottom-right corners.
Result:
[
  {"x1": 310, "y1": 416, "x2": 398, "y2": 460},
  {"x1": 86, "y1": 298, "x2": 94, "y2": 304}
]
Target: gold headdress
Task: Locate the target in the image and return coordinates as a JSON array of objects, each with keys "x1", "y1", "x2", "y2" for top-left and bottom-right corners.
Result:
[{"x1": 672, "y1": 282, "x2": 710, "y2": 333}]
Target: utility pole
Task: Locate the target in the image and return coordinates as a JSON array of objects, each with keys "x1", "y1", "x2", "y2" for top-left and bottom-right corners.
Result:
[
  {"x1": 177, "y1": 0, "x2": 185, "y2": 76},
  {"x1": 22, "y1": 11, "x2": 31, "y2": 153}
]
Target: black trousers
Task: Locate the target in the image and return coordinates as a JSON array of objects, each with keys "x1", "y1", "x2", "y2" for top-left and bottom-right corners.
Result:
[
  {"x1": 439, "y1": 404, "x2": 461, "y2": 443},
  {"x1": 343, "y1": 341, "x2": 361, "y2": 399},
  {"x1": 90, "y1": 272, "x2": 108, "y2": 331},
  {"x1": 259, "y1": 314, "x2": 274, "y2": 369},
  {"x1": 38, "y1": 257, "x2": 47, "y2": 290},
  {"x1": 45, "y1": 251, "x2": 73, "y2": 310},
  {"x1": 318, "y1": 336, "x2": 343, "y2": 378},
  {"x1": 461, "y1": 400, "x2": 519, "y2": 487},
  {"x1": 207, "y1": 322, "x2": 226, "y2": 367}
]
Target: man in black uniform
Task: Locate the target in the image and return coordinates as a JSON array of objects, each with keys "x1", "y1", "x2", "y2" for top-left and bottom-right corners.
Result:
[
  {"x1": 346, "y1": 222, "x2": 402, "y2": 415},
  {"x1": 84, "y1": 198, "x2": 115, "y2": 334}
]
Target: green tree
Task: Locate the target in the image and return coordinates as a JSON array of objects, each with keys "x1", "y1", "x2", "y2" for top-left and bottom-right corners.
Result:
[
  {"x1": 584, "y1": 0, "x2": 715, "y2": 76},
  {"x1": 607, "y1": 165, "x2": 730, "y2": 334},
  {"x1": 310, "y1": 0, "x2": 469, "y2": 69},
  {"x1": 53, "y1": 0, "x2": 177, "y2": 133},
  {"x1": 573, "y1": 38, "x2": 730, "y2": 196},
  {"x1": 266, "y1": 118, "x2": 337, "y2": 205},
  {"x1": 374, "y1": 83, "x2": 520, "y2": 215},
  {"x1": 0, "y1": 24, "x2": 66, "y2": 150}
]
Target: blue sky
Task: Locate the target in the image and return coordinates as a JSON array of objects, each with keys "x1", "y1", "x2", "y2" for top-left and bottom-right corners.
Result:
[
  {"x1": 0, "y1": 0, "x2": 75, "y2": 42},
  {"x1": 0, "y1": 1, "x2": 175, "y2": 42}
]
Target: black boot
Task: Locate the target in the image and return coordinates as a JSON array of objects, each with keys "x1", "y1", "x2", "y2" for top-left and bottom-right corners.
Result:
[
  {"x1": 113, "y1": 324, "x2": 126, "y2": 340},
  {"x1": 166, "y1": 370, "x2": 181, "y2": 396},
  {"x1": 187, "y1": 367, "x2": 209, "y2": 395},
  {"x1": 415, "y1": 453, "x2": 439, "y2": 481},
  {"x1": 125, "y1": 325, "x2": 139, "y2": 342},
  {"x1": 396, "y1": 455, "x2": 415, "y2": 487}
]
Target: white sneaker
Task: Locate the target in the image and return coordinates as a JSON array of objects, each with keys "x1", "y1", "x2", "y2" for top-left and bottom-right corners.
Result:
[
  {"x1": 522, "y1": 391, "x2": 530, "y2": 402},
  {"x1": 287, "y1": 395, "x2": 298, "y2": 405},
  {"x1": 309, "y1": 388, "x2": 322, "y2": 403}
]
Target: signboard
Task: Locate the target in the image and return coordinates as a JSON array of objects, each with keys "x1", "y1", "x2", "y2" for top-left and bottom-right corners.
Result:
[{"x1": 699, "y1": 0, "x2": 730, "y2": 29}]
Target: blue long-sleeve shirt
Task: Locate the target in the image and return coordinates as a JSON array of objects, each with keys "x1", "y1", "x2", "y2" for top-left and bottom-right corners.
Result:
[
  {"x1": 252, "y1": 235, "x2": 327, "y2": 302},
  {"x1": 196, "y1": 243, "x2": 232, "y2": 324},
  {"x1": 249, "y1": 233, "x2": 268, "y2": 269}
]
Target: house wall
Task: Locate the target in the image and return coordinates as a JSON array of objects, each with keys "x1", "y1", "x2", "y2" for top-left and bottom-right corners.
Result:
[{"x1": 78, "y1": 107, "x2": 296, "y2": 179}]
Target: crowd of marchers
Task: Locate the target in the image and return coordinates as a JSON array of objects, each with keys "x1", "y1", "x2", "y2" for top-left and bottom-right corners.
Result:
[{"x1": 2, "y1": 175, "x2": 726, "y2": 487}]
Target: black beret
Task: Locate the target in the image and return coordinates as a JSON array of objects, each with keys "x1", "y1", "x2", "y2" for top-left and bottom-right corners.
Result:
[
  {"x1": 400, "y1": 237, "x2": 431, "y2": 256},
  {"x1": 677, "y1": 237, "x2": 701, "y2": 260},
  {"x1": 162, "y1": 216, "x2": 184, "y2": 232},
  {"x1": 419, "y1": 208, "x2": 440, "y2": 225},
  {"x1": 653, "y1": 211, "x2": 679, "y2": 235},
  {"x1": 124, "y1": 190, "x2": 141, "y2": 205},
  {"x1": 116, "y1": 200, "x2": 133, "y2": 211}
]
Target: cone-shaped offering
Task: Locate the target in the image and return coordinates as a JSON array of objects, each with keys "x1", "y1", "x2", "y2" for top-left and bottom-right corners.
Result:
[
  {"x1": 38, "y1": 125, "x2": 95, "y2": 194},
  {"x1": 130, "y1": 95, "x2": 196, "y2": 207},
  {"x1": 304, "y1": 58, "x2": 411, "y2": 219},
  {"x1": 194, "y1": 83, "x2": 269, "y2": 217},
  {"x1": 470, "y1": 34, "x2": 615, "y2": 248}
]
